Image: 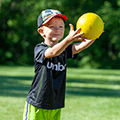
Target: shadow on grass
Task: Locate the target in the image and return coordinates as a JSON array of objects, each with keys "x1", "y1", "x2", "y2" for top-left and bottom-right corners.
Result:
[
  {"x1": 0, "y1": 74, "x2": 120, "y2": 98},
  {"x1": 66, "y1": 77, "x2": 120, "y2": 98},
  {"x1": 0, "y1": 76, "x2": 33, "y2": 97},
  {"x1": 66, "y1": 86, "x2": 120, "y2": 97},
  {"x1": 67, "y1": 78, "x2": 120, "y2": 85},
  {"x1": 70, "y1": 71, "x2": 120, "y2": 77}
]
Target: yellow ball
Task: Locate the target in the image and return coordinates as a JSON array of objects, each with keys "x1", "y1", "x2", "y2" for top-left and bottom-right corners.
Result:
[{"x1": 76, "y1": 12, "x2": 104, "y2": 40}]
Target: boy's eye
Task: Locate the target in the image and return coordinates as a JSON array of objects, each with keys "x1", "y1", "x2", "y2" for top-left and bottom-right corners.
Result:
[
  {"x1": 49, "y1": 25, "x2": 64, "y2": 29},
  {"x1": 49, "y1": 26, "x2": 54, "y2": 28},
  {"x1": 59, "y1": 26, "x2": 64, "y2": 28}
]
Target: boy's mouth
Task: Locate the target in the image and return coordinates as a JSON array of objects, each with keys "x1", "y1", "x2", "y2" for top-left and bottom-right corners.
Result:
[{"x1": 51, "y1": 37, "x2": 58, "y2": 41}]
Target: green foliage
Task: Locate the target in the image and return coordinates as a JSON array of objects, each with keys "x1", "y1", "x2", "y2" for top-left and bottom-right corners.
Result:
[{"x1": 0, "y1": 0, "x2": 120, "y2": 68}]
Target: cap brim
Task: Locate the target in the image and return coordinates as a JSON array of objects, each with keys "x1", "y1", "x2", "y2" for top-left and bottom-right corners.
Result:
[{"x1": 42, "y1": 14, "x2": 68, "y2": 25}]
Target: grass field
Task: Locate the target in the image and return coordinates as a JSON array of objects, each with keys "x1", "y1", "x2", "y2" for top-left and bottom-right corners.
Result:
[{"x1": 0, "y1": 66, "x2": 120, "y2": 120}]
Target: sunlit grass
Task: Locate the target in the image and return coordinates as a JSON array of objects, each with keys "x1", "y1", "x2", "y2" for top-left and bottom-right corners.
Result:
[{"x1": 0, "y1": 66, "x2": 120, "y2": 120}]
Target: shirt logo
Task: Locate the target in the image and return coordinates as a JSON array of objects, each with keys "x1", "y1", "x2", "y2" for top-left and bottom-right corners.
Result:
[{"x1": 47, "y1": 62, "x2": 66, "y2": 71}]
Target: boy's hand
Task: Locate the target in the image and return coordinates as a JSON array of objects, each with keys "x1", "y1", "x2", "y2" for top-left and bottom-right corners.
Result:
[{"x1": 67, "y1": 24, "x2": 86, "y2": 42}]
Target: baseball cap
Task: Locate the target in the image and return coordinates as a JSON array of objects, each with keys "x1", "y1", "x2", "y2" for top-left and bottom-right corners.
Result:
[{"x1": 37, "y1": 9, "x2": 68, "y2": 28}]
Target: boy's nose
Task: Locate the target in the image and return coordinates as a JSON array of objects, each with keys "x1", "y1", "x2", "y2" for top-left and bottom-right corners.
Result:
[
  {"x1": 55, "y1": 27, "x2": 59, "y2": 30},
  {"x1": 54, "y1": 27, "x2": 59, "y2": 32}
]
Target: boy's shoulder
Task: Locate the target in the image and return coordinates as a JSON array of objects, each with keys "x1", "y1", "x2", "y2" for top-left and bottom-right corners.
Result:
[
  {"x1": 34, "y1": 43, "x2": 49, "y2": 56},
  {"x1": 35, "y1": 42, "x2": 48, "y2": 47},
  {"x1": 35, "y1": 42, "x2": 48, "y2": 49}
]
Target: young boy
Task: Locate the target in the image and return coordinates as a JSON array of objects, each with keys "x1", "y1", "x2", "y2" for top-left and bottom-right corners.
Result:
[{"x1": 23, "y1": 9, "x2": 95, "y2": 120}]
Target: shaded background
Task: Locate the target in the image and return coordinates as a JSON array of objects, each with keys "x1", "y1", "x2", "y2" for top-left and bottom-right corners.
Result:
[{"x1": 0, "y1": 0, "x2": 120, "y2": 69}]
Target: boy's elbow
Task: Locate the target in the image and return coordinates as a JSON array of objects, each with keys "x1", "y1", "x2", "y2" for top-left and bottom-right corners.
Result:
[{"x1": 44, "y1": 50, "x2": 58, "y2": 58}]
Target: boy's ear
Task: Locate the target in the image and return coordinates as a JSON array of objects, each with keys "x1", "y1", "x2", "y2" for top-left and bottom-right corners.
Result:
[
  {"x1": 38, "y1": 28, "x2": 43, "y2": 34},
  {"x1": 38, "y1": 27, "x2": 45, "y2": 38}
]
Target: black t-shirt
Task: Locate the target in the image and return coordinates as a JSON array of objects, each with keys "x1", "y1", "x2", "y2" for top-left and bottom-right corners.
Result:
[{"x1": 26, "y1": 43, "x2": 77, "y2": 109}]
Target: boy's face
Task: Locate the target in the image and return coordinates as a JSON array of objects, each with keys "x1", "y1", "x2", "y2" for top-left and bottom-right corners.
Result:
[{"x1": 39, "y1": 17, "x2": 65, "y2": 44}]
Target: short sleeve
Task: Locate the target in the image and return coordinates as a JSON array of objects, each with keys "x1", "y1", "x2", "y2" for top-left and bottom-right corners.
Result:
[
  {"x1": 66, "y1": 44, "x2": 78, "y2": 59},
  {"x1": 34, "y1": 43, "x2": 48, "y2": 63}
]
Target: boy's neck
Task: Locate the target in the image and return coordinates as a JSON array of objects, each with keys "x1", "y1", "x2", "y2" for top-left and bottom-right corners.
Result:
[{"x1": 44, "y1": 40, "x2": 58, "y2": 47}]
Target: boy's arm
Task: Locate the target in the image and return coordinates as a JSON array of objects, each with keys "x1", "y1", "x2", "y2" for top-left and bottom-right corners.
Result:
[
  {"x1": 44, "y1": 24, "x2": 85, "y2": 58},
  {"x1": 44, "y1": 38, "x2": 72, "y2": 58},
  {"x1": 72, "y1": 40, "x2": 95, "y2": 55}
]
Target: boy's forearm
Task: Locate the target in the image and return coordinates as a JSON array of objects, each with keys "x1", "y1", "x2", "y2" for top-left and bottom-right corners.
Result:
[
  {"x1": 72, "y1": 40, "x2": 95, "y2": 54},
  {"x1": 44, "y1": 37, "x2": 73, "y2": 58}
]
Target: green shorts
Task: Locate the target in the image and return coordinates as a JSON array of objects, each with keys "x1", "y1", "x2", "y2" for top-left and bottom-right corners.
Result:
[{"x1": 23, "y1": 102, "x2": 61, "y2": 120}]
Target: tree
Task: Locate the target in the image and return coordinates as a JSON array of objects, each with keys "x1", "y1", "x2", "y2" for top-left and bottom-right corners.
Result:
[{"x1": 0, "y1": 0, "x2": 120, "y2": 69}]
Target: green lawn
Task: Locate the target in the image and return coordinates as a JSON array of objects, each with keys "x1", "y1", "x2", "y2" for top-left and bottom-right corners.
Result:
[{"x1": 0, "y1": 66, "x2": 120, "y2": 120}]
